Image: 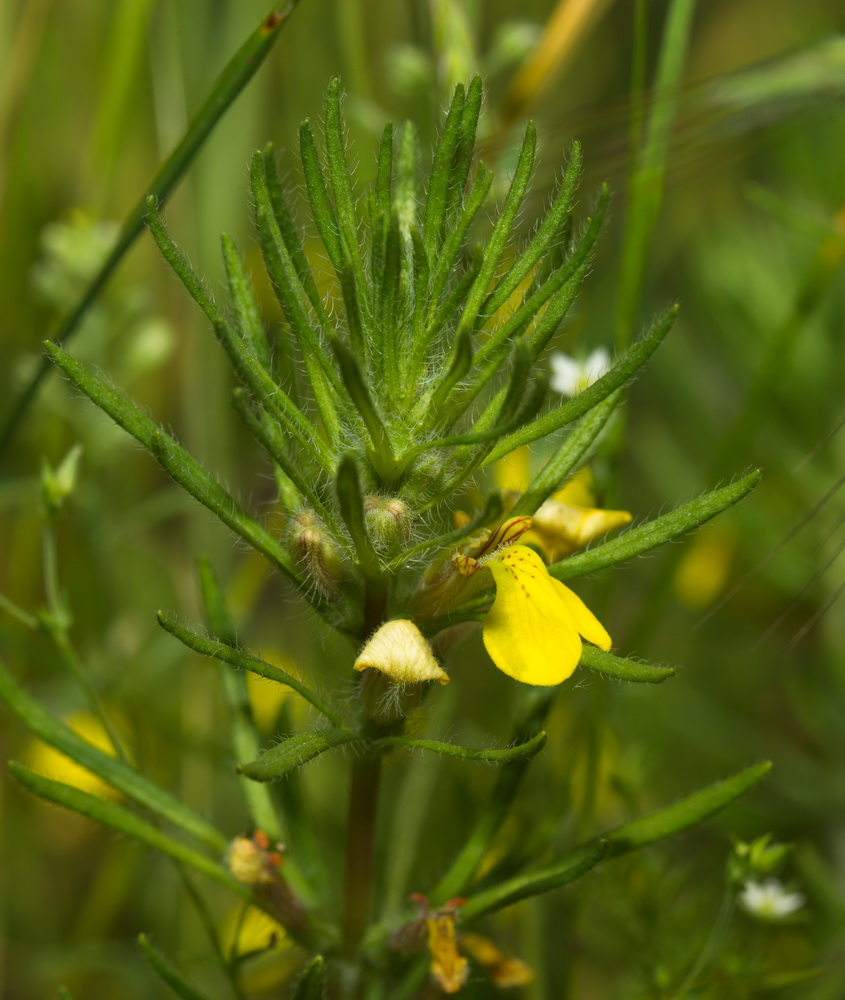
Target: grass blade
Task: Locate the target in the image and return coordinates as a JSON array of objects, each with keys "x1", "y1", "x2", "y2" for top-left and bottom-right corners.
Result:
[
  {"x1": 9, "y1": 763, "x2": 246, "y2": 898},
  {"x1": 0, "y1": 660, "x2": 225, "y2": 853},
  {"x1": 45, "y1": 341, "x2": 301, "y2": 585},
  {"x1": 157, "y1": 611, "x2": 343, "y2": 727},
  {"x1": 460, "y1": 840, "x2": 607, "y2": 922},
  {"x1": 138, "y1": 934, "x2": 215, "y2": 1000},
  {"x1": 0, "y1": 0, "x2": 304, "y2": 451}
]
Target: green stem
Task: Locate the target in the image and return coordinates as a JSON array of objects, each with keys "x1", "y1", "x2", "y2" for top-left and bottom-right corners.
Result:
[{"x1": 342, "y1": 752, "x2": 383, "y2": 958}]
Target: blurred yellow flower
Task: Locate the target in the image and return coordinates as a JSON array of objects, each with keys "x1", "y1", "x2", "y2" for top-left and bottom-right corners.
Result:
[
  {"x1": 461, "y1": 932, "x2": 534, "y2": 988},
  {"x1": 492, "y1": 450, "x2": 630, "y2": 562},
  {"x1": 673, "y1": 526, "x2": 736, "y2": 609},
  {"x1": 530, "y1": 499, "x2": 632, "y2": 563},
  {"x1": 426, "y1": 913, "x2": 469, "y2": 994},
  {"x1": 27, "y1": 711, "x2": 122, "y2": 800}
]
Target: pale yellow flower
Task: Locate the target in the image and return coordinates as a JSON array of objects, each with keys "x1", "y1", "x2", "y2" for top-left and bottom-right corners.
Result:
[
  {"x1": 426, "y1": 914, "x2": 469, "y2": 994},
  {"x1": 354, "y1": 619, "x2": 449, "y2": 685}
]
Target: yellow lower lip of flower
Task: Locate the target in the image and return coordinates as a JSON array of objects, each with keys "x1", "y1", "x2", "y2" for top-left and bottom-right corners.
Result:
[
  {"x1": 426, "y1": 916, "x2": 469, "y2": 994},
  {"x1": 483, "y1": 544, "x2": 611, "y2": 685}
]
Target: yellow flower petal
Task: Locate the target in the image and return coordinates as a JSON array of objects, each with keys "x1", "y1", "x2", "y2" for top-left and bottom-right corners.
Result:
[
  {"x1": 354, "y1": 619, "x2": 449, "y2": 685},
  {"x1": 426, "y1": 916, "x2": 469, "y2": 994},
  {"x1": 531, "y1": 500, "x2": 632, "y2": 562},
  {"x1": 551, "y1": 575, "x2": 611, "y2": 651},
  {"x1": 483, "y1": 545, "x2": 609, "y2": 686},
  {"x1": 461, "y1": 932, "x2": 534, "y2": 987}
]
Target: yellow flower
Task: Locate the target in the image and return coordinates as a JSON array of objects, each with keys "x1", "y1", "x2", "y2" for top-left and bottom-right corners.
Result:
[
  {"x1": 354, "y1": 619, "x2": 449, "y2": 685},
  {"x1": 492, "y1": 452, "x2": 631, "y2": 563},
  {"x1": 461, "y1": 932, "x2": 534, "y2": 988},
  {"x1": 454, "y1": 518, "x2": 611, "y2": 686},
  {"x1": 482, "y1": 543, "x2": 611, "y2": 685},
  {"x1": 530, "y1": 498, "x2": 632, "y2": 563},
  {"x1": 426, "y1": 914, "x2": 469, "y2": 994},
  {"x1": 27, "y1": 710, "x2": 125, "y2": 801}
]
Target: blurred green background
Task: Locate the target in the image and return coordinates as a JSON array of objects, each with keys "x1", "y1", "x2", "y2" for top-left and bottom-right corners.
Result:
[{"x1": 1, "y1": 1, "x2": 844, "y2": 997}]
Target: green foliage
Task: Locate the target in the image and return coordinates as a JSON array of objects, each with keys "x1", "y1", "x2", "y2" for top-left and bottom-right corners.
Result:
[{"x1": 4, "y1": 2, "x2": 839, "y2": 995}]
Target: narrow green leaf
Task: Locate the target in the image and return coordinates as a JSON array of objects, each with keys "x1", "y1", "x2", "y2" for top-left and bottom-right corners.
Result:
[
  {"x1": 461, "y1": 840, "x2": 607, "y2": 922},
  {"x1": 221, "y1": 233, "x2": 272, "y2": 370},
  {"x1": 444, "y1": 75, "x2": 484, "y2": 226},
  {"x1": 604, "y1": 761, "x2": 773, "y2": 857},
  {"x1": 456, "y1": 121, "x2": 537, "y2": 343},
  {"x1": 473, "y1": 187, "x2": 609, "y2": 371},
  {"x1": 138, "y1": 934, "x2": 214, "y2": 1000},
  {"x1": 0, "y1": 660, "x2": 225, "y2": 852},
  {"x1": 198, "y1": 560, "x2": 283, "y2": 845},
  {"x1": 423, "y1": 82, "x2": 466, "y2": 260},
  {"x1": 486, "y1": 304, "x2": 677, "y2": 464},
  {"x1": 551, "y1": 470, "x2": 763, "y2": 582},
  {"x1": 580, "y1": 645, "x2": 675, "y2": 683},
  {"x1": 422, "y1": 165, "x2": 493, "y2": 337},
  {"x1": 249, "y1": 153, "x2": 343, "y2": 441},
  {"x1": 298, "y1": 119, "x2": 343, "y2": 267},
  {"x1": 393, "y1": 121, "x2": 419, "y2": 241},
  {"x1": 479, "y1": 141, "x2": 583, "y2": 325},
  {"x1": 292, "y1": 955, "x2": 326, "y2": 1000},
  {"x1": 157, "y1": 612, "x2": 343, "y2": 727},
  {"x1": 510, "y1": 391, "x2": 622, "y2": 518},
  {"x1": 0, "y1": 0, "x2": 303, "y2": 452},
  {"x1": 421, "y1": 259, "x2": 481, "y2": 362},
  {"x1": 146, "y1": 205, "x2": 332, "y2": 467},
  {"x1": 424, "y1": 328, "x2": 474, "y2": 419},
  {"x1": 380, "y1": 213, "x2": 404, "y2": 399},
  {"x1": 9, "y1": 763, "x2": 246, "y2": 898},
  {"x1": 237, "y1": 728, "x2": 358, "y2": 781},
  {"x1": 324, "y1": 78, "x2": 364, "y2": 272},
  {"x1": 229, "y1": 388, "x2": 336, "y2": 529},
  {"x1": 261, "y1": 145, "x2": 331, "y2": 328},
  {"x1": 331, "y1": 343, "x2": 397, "y2": 478},
  {"x1": 335, "y1": 455, "x2": 381, "y2": 574},
  {"x1": 374, "y1": 731, "x2": 547, "y2": 763},
  {"x1": 48, "y1": 342, "x2": 301, "y2": 583},
  {"x1": 374, "y1": 122, "x2": 394, "y2": 218}
]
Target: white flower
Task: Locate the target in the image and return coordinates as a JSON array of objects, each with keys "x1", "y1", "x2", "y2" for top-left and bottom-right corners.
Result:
[
  {"x1": 739, "y1": 878, "x2": 805, "y2": 921},
  {"x1": 549, "y1": 348, "x2": 611, "y2": 396}
]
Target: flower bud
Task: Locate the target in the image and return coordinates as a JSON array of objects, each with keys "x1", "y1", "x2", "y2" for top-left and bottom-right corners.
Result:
[
  {"x1": 226, "y1": 830, "x2": 284, "y2": 886},
  {"x1": 289, "y1": 510, "x2": 344, "y2": 597},
  {"x1": 41, "y1": 444, "x2": 83, "y2": 518},
  {"x1": 364, "y1": 495, "x2": 412, "y2": 550}
]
